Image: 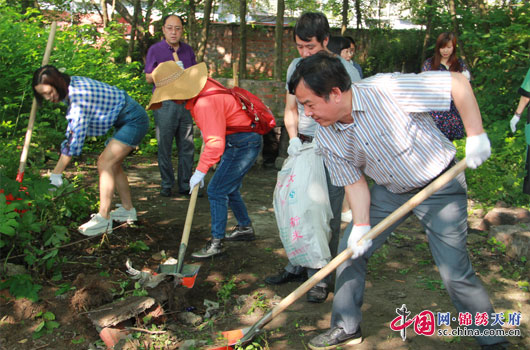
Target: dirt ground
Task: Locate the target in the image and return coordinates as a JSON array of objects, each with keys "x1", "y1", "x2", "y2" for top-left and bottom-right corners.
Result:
[{"x1": 0, "y1": 155, "x2": 528, "y2": 350}]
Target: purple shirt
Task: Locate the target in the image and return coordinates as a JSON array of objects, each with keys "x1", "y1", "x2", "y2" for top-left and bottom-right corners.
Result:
[{"x1": 145, "y1": 39, "x2": 197, "y2": 74}]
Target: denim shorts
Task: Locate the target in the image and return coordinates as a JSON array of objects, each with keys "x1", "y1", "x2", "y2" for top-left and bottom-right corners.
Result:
[{"x1": 110, "y1": 94, "x2": 149, "y2": 147}]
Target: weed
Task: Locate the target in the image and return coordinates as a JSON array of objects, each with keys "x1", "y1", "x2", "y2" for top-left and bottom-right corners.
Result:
[
  {"x1": 247, "y1": 291, "x2": 268, "y2": 315},
  {"x1": 128, "y1": 240, "x2": 150, "y2": 252},
  {"x1": 414, "y1": 242, "x2": 429, "y2": 251},
  {"x1": 217, "y1": 276, "x2": 237, "y2": 304},
  {"x1": 487, "y1": 237, "x2": 506, "y2": 254},
  {"x1": 33, "y1": 311, "x2": 60, "y2": 339},
  {"x1": 54, "y1": 282, "x2": 75, "y2": 296},
  {"x1": 398, "y1": 268, "x2": 411, "y2": 275},
  {"x1": 417, "y1": 276, "x2": 445, "y2": 292},
  {"x1": 517, "y1": 281, "x2": 529, "y2": 292}
]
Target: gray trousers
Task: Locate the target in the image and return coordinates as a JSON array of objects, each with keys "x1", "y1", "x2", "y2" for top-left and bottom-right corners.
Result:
[
  {"x1": 285, "y1": 164, "x2": 345, "y2": 288},
  {"x1": 154, "y1": 100, "x2": 195, "y2": 193},
  {"x1": 331, "y1": 173, "x2": 506, "y2": 346}
]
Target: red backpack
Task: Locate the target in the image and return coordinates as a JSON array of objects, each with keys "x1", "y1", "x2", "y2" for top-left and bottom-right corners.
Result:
[{"x1": 194, "y1": 78, "x2": 276, "y2": 135}]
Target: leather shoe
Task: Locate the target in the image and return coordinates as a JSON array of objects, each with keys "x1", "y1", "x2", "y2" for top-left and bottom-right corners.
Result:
[
  {"x1": 264, "y1": 270, "x2": 305, "y2": 285},
  {"x1": 306, "y1": 285, "x2": 328, "y2": 303},
  {"x1": 309, "y1": 326, "x2": 362, "y2": 350}
]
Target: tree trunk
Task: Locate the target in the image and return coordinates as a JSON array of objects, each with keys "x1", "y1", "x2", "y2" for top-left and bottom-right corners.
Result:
[
  {"x1": 274, "y1": 0, "x2": 285, "y2": 81},
  {"x1": 126, "y1": 0, "x2": 141, "y2": 63},
  {"x1": 447, "y1": 0, "x2": 467, "y2": 61},
  {"x1": 188, "y1": 0, "x2": 196, "y2": 50},
  {"x1": 238, "y1": 0, "x2": 247, "y2": 80},
  {"x1": 196, "y1": 0, "x2": 213, "y2": 62},
  {"x1": 101, "y1": 0, "x2": 108, "y2": 28},
  {"x1": 355, "y1": 0, "x2": 362, "y2": 29},
  {"x1": 341, "y1": 0, "x2": 349, "y2": 34},
  {"x1": 420, "y1": 0, "x2": 435, "y2": 67}
]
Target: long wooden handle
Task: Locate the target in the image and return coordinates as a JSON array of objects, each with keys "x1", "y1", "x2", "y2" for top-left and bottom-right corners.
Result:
[
  {"x1": 241, "y1": 158, "x2": 468, "y2": 342},
  {"x1": 176, "y1": 184, "x2": 200, "y2": 274},
  {"x1": 17, "y1": 21, "x2": 58, "y2": 182}
]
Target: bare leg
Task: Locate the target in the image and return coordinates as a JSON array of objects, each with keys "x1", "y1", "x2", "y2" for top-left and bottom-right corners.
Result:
[
  {"x1": 97, "y1": 139, "x2": 133, "y2": 219},
  {"x1": 113, "y1": 162, "x2": 133, "y2": 210}
]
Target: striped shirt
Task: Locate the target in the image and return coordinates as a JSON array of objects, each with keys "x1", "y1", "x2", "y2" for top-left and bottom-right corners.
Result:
[
  {"x1": 61, "y1": 76, "x2": 126, "y2": 156},
  {"x1": 316, "y1": 71, "x2": 456, "y2": 193}
]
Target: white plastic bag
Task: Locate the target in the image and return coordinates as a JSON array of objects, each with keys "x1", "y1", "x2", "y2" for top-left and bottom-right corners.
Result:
[{"x1": 273, "y1": 142, "x2": 332, "y2": 269}]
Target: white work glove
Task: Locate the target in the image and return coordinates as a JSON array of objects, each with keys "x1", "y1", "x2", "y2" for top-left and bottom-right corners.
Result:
[
  {"x1": 347, "y1": 225, "x2": 373, "y2": 260},
  {"x1": 189, "y1": 170, "x2": 206, "y2": 194},
  {"x1": 49, "y1": 173, "x2": 63, "y2": 187},
  {"x1": 287, "y1": 137, "x2": 303, "y2": 157},
  {"x1": 465, "y1": 132, "x2": 491, "y2": 169},
  {"x1": 510, "y1": 114, "x2": 521, "y2": 133}
]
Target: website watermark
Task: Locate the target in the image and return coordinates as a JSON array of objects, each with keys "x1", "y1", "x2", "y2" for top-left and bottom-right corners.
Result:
[{"x1": 389, "y1": 304, "x2": 522, "y2": 341}]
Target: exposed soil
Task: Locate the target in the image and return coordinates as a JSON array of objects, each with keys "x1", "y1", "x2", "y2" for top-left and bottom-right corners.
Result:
[{"x1": 0, "y1": 155, "x2": 528, "y2": 350}]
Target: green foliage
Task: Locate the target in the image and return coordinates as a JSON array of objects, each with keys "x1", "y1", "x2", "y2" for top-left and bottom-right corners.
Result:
[
  {"x1": 0, "y1": 274, "x2": 42, "y2": 301},
  {"x1": 32, "y1": 311, "x2": 60, "y2": 339},
  {"x1": 217, "y1": 276, "x2": 237, "y2": 303}
]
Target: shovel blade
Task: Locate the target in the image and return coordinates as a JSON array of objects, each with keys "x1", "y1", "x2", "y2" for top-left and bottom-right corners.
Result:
[{"x1": 156, "y1": 263, "x2": 201, "y2": 289}]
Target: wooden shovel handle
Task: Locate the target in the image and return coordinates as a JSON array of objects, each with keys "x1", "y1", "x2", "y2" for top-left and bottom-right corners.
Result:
[
  {"x1": 176, "y1": 142, "x2": 205, "y2": 274},
  {"x1": 17, "y1": 21, "x2": 57, "y2": 181},
  {"x1": 243, "y1": 159, "x2": 468, "y2": 338},
  {"x1": 176, "y1": 184, "x2": 200, "y2": 273}
]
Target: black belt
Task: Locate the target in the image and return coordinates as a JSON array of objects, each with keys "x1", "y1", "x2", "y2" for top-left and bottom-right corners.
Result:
[
  {"x1": 298, "y1": 133, "x2": 313, "y2": 143},
  {"x1": 407, "y1": 159, "x2": 456, "y2": 194}
]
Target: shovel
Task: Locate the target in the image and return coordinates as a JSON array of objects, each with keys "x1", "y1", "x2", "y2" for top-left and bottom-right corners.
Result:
[
  {"x1": 216, "y1": 159, "x2": 468, "y2": 348},
  {"x1": 1, "y1": 22, "x2": 57, "y2": 208},
  {"x1": 157, "y1": 184, "x2": 201, "y2": 288},
  {"x1": 17, "y1": 21, "x2": 57, "y2": 183}
]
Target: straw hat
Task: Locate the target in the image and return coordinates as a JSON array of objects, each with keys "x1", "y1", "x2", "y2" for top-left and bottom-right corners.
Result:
[{"x1": 147, "y1": 61, "x2": 208, "y2": 110}]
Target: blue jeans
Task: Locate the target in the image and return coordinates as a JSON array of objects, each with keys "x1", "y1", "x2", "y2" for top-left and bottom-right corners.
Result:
[
  {"x1": 154, "y1": 100, "x2": 195, "y2": 193},
  {"x1": 207, "y1": 132, "x2": 262, "y2": 239},
  {"x1": 111, "y1": 94, "x2": 149, "y2": 147}
]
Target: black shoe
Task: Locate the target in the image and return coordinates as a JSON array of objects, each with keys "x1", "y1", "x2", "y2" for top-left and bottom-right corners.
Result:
[
  {"x1": 160, "y1": 187, "x2": 172, "y2": 197},
  {"x1": 306, "y1": 286, "x2": 328, "y2": 303},
  {"x1": 191, "y1": 239, "x2": 224, "y2": 258},
  {"x1": 308, "y1": 327, "x2": 362, "y2": 350},
  {"x1": 264, "y1": 270, "x2": 306, "y2": 285},
  {"x1": 225, "y1": 225, "x2": 255, "y2": 241},
  {"x1": 481, "y1": 342, "x2": 511, "y2": 350}
]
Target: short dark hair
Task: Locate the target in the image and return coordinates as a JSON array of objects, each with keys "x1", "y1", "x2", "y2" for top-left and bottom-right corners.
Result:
[
  {"x1": 288, "y1": 51, "x2": 351, "y2": 100},
  {"x1": 162, "y1": 14, "x2": 184, "y2": 27},
  {"x1": 32, "y1": 65, "x2": 70, "y2": 104},
  {"x1": 327, "y1": 36, "x2": 351, "y2": 56},
  {"x1": 344, "y1": 36, "x2": 356, "y2": 47},
  {"x1": 293, "y1": 12, "x2": 330, "y2": 44}
]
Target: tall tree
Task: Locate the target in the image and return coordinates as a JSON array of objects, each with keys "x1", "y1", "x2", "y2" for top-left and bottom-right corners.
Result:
[
  {"x1": 355, "y1": 0, "x2": 362, "y2": 29},
  {"x1": 238, "y1": 0, "x2": 247, "y2": 80},
  {"x1": 100, "y1": 0, "x2": 108, "y2": 28},
  {"x1": 188, "y1": 0, "x2": 197, "y2": 49},
  {"x1": 420, "y1": 0, "x2": 435, "y2": 65},
  {"x1": 196, "y1": 0, "x2": 214, "y2": 62},
  {"x1": 341, "y1": 0, "x2": 349, "y2": 34},
  {"x1": 274, "y1": 0, "x2": 285, "y2": 80},
  {"x1": 126, "y1": 0, "x2": 141, "y2": 63}
]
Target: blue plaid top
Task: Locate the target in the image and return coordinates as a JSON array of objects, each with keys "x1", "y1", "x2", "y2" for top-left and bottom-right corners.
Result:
[{"x1": 60, "y1": 76, "x2": 126, "y2": 156}]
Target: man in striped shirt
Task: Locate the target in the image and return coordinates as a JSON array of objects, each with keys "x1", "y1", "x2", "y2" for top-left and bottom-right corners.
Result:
[{"x1": 288, "y1": 52, "x2": 508, "y2": 350}]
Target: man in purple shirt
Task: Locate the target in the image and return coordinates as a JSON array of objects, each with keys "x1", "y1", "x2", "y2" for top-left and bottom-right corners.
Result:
[{"x1": 145, "y1": 14, "x2": 196, "y2": 197}]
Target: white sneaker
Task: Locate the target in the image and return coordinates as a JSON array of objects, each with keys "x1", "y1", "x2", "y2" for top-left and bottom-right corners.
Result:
[
  {"x1": 78, "y1": 213, "x2": 112, "y2": 236},
  {"x1": 110, "y1": 206, "x2": 137, "y2": 223},
  {"x1": 341, "y1": 210, "x2": 353, "y2": 223}
]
